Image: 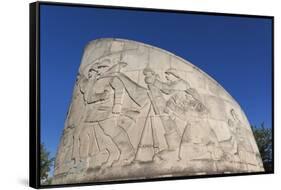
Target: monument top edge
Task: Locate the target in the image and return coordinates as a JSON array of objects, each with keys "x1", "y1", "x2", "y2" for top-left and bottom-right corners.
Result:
[
  {"x1": 85, "y1": 37, "x2": 180, "y2": 57},
  {"x1": 83, "y1": 37, "x2": 237, "y2": 105}
]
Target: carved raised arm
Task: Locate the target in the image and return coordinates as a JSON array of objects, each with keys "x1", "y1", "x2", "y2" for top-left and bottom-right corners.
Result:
[{"x1": 110, "y1": 77, "x2": 125, "y2": 114}]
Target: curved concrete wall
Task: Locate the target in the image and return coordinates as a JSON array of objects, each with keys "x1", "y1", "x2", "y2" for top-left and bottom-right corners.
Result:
[{"x1": 52, "y1": 38, "x2": 264, "y2": 184}]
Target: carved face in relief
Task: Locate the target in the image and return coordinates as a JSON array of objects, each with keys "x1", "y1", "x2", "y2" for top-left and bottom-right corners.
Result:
[
  {"x1": 88, "y1": 68, "x2": 97, "y2": 79},
  {"x1": 143, "y1": 68, "x2": 156, "y2": 84}
]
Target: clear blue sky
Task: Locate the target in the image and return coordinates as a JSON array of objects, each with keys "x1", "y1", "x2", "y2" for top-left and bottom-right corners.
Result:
[{"x1": 40, "y1": 4, "x2": 272, "y2": 161}]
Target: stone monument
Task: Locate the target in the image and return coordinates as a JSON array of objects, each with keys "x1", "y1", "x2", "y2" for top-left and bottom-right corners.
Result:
[{"x1": 52, "y1": 38, "x2": 264, "y2": 184}]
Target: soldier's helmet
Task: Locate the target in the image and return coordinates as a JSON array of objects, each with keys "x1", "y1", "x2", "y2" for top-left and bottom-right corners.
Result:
[{"x1": 143, "y1": 66, "x2": 155, "y2": 75}]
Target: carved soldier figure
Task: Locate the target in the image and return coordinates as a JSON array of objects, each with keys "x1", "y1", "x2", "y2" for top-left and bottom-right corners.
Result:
[
  {"x1": 155, "y1": 68, "x2": 191, "y2": 117},
  {"x1": 72, "y1": 62, "x2": 122, "y2": 170},
  {"x1": 227, "y1": 109, "x2": 254, "y2": 165},
  {"x1": 79, "y1": 59, "x2": 150, "y2": 167},
  {"x1": 54, "y1": 63, "x2": 99, "y2": 174},
  {"x1": 143, "y1": 67, "x2": 214, "y2": 161},
  {"x1": 71, "y1": 61, "x2": 132, "y2": 169},
  {"x1": 70, "y1": 64, "x2": 100, "y2": 166},
  {"x1": 163, "y1": 68, "x2": 207, "y2": 115},
  {"x1": 143, "y1": 67, "x2": 183, "y2": 161},
  {"x1": 64, "y1": 65, "x2": 97, "y2": 130},
  {"x1": 227, "y1": 109, "x2": 241, "y2": 156},
  {"x1": 54, "y1": 65, "x2": 99, "y2": 173}
]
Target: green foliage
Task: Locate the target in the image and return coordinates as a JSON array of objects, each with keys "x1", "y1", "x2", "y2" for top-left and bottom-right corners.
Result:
[
  {"x1": 40, "y1": 143, "x2": 55, "y2": 185},
  {"x1": 251, "y1": 123, "x2": 273, "y2": 172}
]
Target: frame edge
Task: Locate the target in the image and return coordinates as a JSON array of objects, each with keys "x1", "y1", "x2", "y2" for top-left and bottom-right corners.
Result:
[{"x1": 29, "y1": 1, "x2": 40, "y2": 189}]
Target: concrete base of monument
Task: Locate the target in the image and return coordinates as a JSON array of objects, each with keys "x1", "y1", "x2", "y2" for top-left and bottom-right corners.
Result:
[{"x1": 52, "y1": 157, "x2": 263, "y2": 185}]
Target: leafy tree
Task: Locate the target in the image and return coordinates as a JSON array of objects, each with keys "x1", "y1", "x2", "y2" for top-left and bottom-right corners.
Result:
[
  {"x1": 251, "y1": 123, "x2": 273, "y2": 172},
  {"x1": 40, "y1": 143, "x2": 55, "y2": 185}
]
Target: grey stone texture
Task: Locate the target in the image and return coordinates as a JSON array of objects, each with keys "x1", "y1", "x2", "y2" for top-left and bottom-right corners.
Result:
[{"x1": 52, "y1": 38, "x2": 264, "y2": 185}]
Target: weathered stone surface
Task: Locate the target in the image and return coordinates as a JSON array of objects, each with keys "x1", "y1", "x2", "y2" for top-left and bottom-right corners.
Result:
[{"x1": 52, "y1": 38, "x2": 264, "y2": 185}]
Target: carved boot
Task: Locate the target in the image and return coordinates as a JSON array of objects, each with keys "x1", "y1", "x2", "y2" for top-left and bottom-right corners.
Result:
[
  {"x1": 113, "y1": 132, "x2": 135, "y2": 166},
  {"x1": 102, "y1": 142, "x2": 120, "y2": 168},
  {"x1": 158, "y1": 131, "x2": 181, "y2": 161}
]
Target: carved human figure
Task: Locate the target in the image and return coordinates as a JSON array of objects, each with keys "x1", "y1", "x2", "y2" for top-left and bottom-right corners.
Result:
[
  {"x1": 152, "y1": 68, "x2": 208, "y2": 119},
  {"x1": 226, "y1": 109, "x2": 240, "y2": 156},
  {"x1": 76, "y1": 59, "x2": 150, "y2": 168},
  {"x1": 66, "y1": 66, "x2": 97, "y2": 130},
  {"x1": 227, "y1": 109, "x2": 254, "y2": 164},
  {"x1": 143, "y1": 67, "x2": 218, "y2": 162},
  {"x1": 71, "y1": 62, "x2": 127, "y2": 169},
  {"x1": 70, "y1": 64, "x2": 99, "y2": 165},
  {"x1": 55, "y1": 66, "x2": 98, "y2": 173},
  {"x1": 143, "y1": 67, "x2": 183, "y2": 161},
  {"x1": 65, "y1": 72, "x2": 88, "y2": 129}
]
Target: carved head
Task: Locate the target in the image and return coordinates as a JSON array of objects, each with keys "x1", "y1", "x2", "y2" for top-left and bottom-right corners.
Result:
[
  {"x1": 143, "y1": 67, "x2": 157, "y2": 84},
  {"x1": 88, "y1": 65, "x2": 97, "y2": 79},
  {"x1": 96, "y1": 59, "x2": 111, "y2": 77},
  {"x1": 143, "y1": 67, "x2": 155, "y2": 76},
  {"x1": 230, "y1": 109, "x2": 239, "y2": 121}
]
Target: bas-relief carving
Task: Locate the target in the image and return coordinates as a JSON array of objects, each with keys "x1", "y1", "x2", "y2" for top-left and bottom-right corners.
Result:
[
  {"x1": 53, "y1": 39, "x2": 264, "y2": 184},
  {"x1": 72, "y1": 59, "x2": 147, "y2": 168}
]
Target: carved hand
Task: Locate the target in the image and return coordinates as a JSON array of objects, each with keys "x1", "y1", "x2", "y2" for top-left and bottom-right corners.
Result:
[
  {"x1": 101, "y1": 89, "x2": 109, "y2": 100},
  {"x1": 112, "y1": 104, "x2": 122, "y2": 114}
]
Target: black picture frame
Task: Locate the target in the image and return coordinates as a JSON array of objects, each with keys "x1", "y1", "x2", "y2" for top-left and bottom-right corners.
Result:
[{"x1": 29, "y1": 1, "x2": 274, "y2": 189}]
